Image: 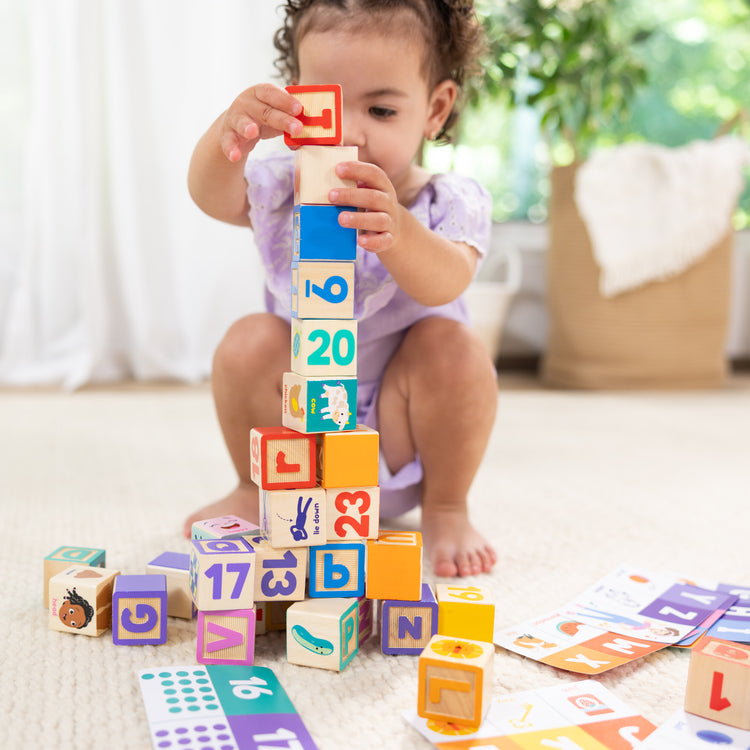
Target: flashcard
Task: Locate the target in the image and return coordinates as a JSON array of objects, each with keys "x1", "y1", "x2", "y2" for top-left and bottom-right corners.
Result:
[
  {"x1": 138, "y1": 665, "x2": 319, "y2": 750},
  {"x1": 405, "y1": 679, "x2": 656, "y2": 748},
  {"x1": 640, "y1": 709, "x2": 750, "y2": 749},
  {"x1": 682, "y1": 580, "x2": 750, "y2": 645}
]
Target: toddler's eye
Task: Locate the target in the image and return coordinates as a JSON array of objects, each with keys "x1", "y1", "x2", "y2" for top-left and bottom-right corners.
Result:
[{"x1": 369, "y1": 106, "x2": 396, "y2": 119}]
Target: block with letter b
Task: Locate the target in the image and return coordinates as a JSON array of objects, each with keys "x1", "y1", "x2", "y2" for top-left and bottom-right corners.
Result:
[
  {"x1": 685, "y1": 637, "x2": 750, "y2": 729},
  {"x1": 285, "y1": 84, "x2": 343, "y2": 146},
  {"x1": 249, "y1": 426, "x2": 316, "y2": 490},
  {"x1": 292, "y1": 318, "x2": 357, "y2": 378},
  {"x1": 366, "y1": 530, "x2": 422, "y2": 601},
  {"x1": 309, "y1": 541, "x2": 365, "y2": 598},
  {"x1": 294, "y1": 144, "x2": 357, "y2": 205},
  {"x1": 48, "y1": 564, "x2": 119, "y2": 637},
  {"x1": 282, "y1": 372, "x2": 357, "y2": 434},
  {"x1": 436, "y1": 583, "x2": 495, "y2": 642},
  {"x1": 381, "y1": 583, "x2": 438, "y2": 655},
  {"x1": 418, "y1": 635, "x2": 495, "y2": 728},
  {"x1": 291, "y1": 261, "x2": 355, "y2": 320},
  {"x1": 286, "y1": 597, "x2": 359, "y2": 671},
  {"x1": 197, "y1": 608, "x2": 255, "y2": 665},
  {"x1": 294, "y1": 204, "x2": 357, "y2": 262},
  {"x1": 190, "y1": 538, "x2": 256, "y2": 611},
  {"x1": 317, "y1": 425, "x2": 378, "y2": 488},
  {"x1": 326, "y1": 486, "x2": 379, "y2": 540},
  {"x1": 112, "y1": 574, "x2": 168, "y2": 645}
]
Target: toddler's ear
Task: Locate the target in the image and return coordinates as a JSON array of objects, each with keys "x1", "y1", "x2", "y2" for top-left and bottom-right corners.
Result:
[{"x1": 426, "y1": 79, "x2": 458, "y2": 137}]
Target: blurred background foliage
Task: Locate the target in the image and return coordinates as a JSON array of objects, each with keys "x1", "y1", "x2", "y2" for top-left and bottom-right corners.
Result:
[{"x1": 425, "y1": 0, "x2": 750, "y2": 228}]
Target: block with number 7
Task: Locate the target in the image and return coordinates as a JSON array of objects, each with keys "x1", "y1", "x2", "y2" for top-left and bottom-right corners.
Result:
[{"x1": 190, "y1": 538, "x2": 256, "y2": 611}]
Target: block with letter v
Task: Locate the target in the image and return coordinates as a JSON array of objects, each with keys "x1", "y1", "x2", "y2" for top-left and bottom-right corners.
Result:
[{"x1": 197, "y1": 608, "x2": 255, "y2": 665}]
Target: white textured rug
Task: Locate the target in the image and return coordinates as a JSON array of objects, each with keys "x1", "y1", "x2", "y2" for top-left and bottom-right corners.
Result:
[{"x1": 2, "y1": 376, "x2": 749, "y2": 749}]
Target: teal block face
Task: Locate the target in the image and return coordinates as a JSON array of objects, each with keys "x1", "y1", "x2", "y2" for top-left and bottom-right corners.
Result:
[
  {"x1": 307, "y1": 378, "x2": 357, "y2": 431},
  {"x1": 294, "y1": 205, "x2": 357, "y2": 261},
  {"x1": 45, "y1": 546, "x2": 106, "y2": 567}
]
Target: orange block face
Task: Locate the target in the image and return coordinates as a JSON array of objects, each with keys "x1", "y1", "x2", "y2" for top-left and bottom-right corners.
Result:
[
  {"x1": 250, "y1": 426, "x2": 316, "y2": 490},
  {"x1": 366, "y1": 531, "x2": 422, "y2": 601},
  {"x1": 316, "y1": 425, "x2": 379, "y2": 488},
  {"x1": 685, "y1": 637, "x2": 750, "y2": 730},
  {"x1": 417, "y1": 635, "x2": 494, "y2": 728}
]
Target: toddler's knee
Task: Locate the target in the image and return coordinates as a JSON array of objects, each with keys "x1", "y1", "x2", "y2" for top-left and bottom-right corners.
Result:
[{"x1": 213, "y1": 314, "x2": 288, "y2": 379}]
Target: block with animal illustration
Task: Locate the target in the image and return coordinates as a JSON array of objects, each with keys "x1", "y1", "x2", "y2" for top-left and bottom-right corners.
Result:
[
  {"x1": 243, "y1": 532, "x2": 308, "y2": 602},
  {"x1": 436, "y1": 583, "x2": 495, "y2": 643},
  {"x1": 417, "y1": 635, "x2": 495, "y2": 728},
  {"x1": 325, "y1": 485, "x2": 380, "y2": 540},
  {"x1": 259, "y1": 487, "x2": 326, "y2": 548},
  {"x1": 190, "y1": 514, "x2": 259, "y2": 541},
  {"x1": 282, "y1": 372, "x2": 357, "y2": 433},
  {"x1": 112, "y1": 574, "x2": 168, "y2": 646},
  {"x1": 381, "y1": 583, "x2": 439, "y2": 655},
  {"x1": 294, "y1": 144, "x2": 357, "y2": 204},
  {"x1": 291, "y1": 261, "x2": 355, "y2": 320},
  {"x1": 291, "y1": 318, "x2": 357, "y2": 378},
  {"x1": 48, "y1": 564, "x2": 120, "y2": 636},
  {"x1": 190, "y1": 538, "x2": 256, "y2": 612},
  {"x1": 146, "y1": 551, "x2": 195, "y2": 620},
  {"x1": 44, "y1": 545, "x2": 106, "y2": 607},
  {"x1": 308, "y1": 540, "x2": 366, "y2": 598},
  {"x1": 316, "y1": 425, "x2": 378, "y2": 488},
  {"x1": 286, "y1": 597, "x2": 359, "y2": 671},
  {"x1": 285, "y1": 83, "x2": 343, "y2": 146},
  {"x1": 250, "y1": 426, "x2": 317, "y2": 490}
]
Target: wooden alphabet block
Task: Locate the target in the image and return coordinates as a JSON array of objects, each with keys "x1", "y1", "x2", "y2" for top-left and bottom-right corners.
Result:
[
  {"x1": 381, "y1": 583, "x2": 438, "y2": 655},
  {"x1": 267, "y1": 600, "x2": 294, "y2": 631},
  {"x1": 197, "y1": 608, "x2": 255, "y2": 665},
  {"x1": 291, "y1": 318, "x2": 357, "y2": 378},
  {"x1": 189, "y1": 538, "x2": 256, "y2": 611},
  {"x1": 259, "y1": 487, "x2": 326, "y2": 548},
  {"x1": 365, "y1": 530, "x2": 423, "y2": 602},
  {"x1": 44, "y1": 545, "x2": 105, "y2": 607},
  {"x1": 112, "y1": 574, "x2": 168, "y2": 645},
  {"x1": 326, "y1": 485, "x2": 380, "y2": 540},
  {"x1": 282, "y1": 372, "x2": 357, "y2": 433},
  {"x1": 685, "y1": 637, "x2": 750, "y2": 729},
  {"x1": 436, "y1": 584, "x2": 495, "y2": 643},
  {"x1": 191, "y1": 515, "x2": 259, "y2": 541},
  {"x1": 146, "y1": 551, "x2": 195, "y2": 620},
  {"x1": 255, "y1": 601, "x2": 267, "y2": 635},
  {"x1": 309, "y1": 541, "x2": 366, "y2": 598},
  {"x1": 244, "y1": 533, "x2": 308, "y2": 602},
  {"x1": 48, "y1": 564, "x2": 119, "y2": 637},
  {"x1": 249, "y1": 426, "x2": 316, "y2": 490},
  {"x1": 293, "y1": 204, "x2": 357, "y2": 262},
  {"x1": 316, "y1": 425, "x2": 378, "y2": 488},
  {"x1": 358, "y1": 595, "x2": 374, "y2": 646},
  {"x1": 294, "y1": 145, "x2": 357, "y2": 204},
  {"x1": 291, "y1": 261, "x2": 355, "y2": 320},
  {"x1": 417, "y1": 635, "x2": 495, "y2": 728},
  {"x1": 285, "y1": 84, "x2": 343, "y2": 146},
  {"x1": 286, "y1": 597, "x2": 359, "y2": 671}
]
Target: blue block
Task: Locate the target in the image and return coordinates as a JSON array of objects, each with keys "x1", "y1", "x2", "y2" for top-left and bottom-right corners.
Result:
[
  {"x1": 308, "y1": 542, "x2": 365, "y2": 598},
  {"x1": 294, "y1": 204, "x2": 357, "y2": 261}
]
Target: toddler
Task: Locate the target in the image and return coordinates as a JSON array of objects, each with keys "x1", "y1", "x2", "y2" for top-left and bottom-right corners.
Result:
[{"x1": 185, "y1": 0, "x2": 498, "y2": 577}]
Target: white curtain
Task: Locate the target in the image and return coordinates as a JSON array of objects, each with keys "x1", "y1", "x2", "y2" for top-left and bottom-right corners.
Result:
[{"x1": 0, "y1": 0, "x2": 282, "y2": 388}]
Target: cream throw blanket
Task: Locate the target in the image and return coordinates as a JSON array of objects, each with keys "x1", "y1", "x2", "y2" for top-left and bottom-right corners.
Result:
[{"x1": 575, "y1": 135, "x2": 749, "y2": 297}]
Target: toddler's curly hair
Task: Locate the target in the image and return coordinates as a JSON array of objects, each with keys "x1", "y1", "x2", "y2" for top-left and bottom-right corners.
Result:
[{"x1": 273, "y1": 0, "x2": 485, "y2": 143}]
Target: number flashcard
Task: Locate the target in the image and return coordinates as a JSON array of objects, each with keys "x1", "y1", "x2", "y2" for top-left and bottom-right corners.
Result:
[{"x1": 138, "y1": 665, "x2": 319, "y2": 750}]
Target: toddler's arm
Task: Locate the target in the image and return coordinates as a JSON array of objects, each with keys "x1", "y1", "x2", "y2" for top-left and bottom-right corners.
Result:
[{"x1": 188, "y1": 84, "x2": 304, "y2": 226}]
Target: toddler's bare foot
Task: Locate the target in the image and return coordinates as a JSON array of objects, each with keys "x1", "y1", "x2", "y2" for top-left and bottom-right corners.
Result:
[
  {"x1": 421, "y1": 509, "x2": 496, "y2": 578},
  {"x1": 183, "y1": 482, "x2": 260, "y2": 538}
]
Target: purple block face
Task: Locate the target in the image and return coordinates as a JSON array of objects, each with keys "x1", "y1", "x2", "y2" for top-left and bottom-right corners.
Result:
[
  {"x1": 381, "y1": 583, "x2": 437, "y2": 655},
  {"x1": 113, "y1": 574, "x2": 168, "y2": 645},
  {"x1": 149, "y1": 551, "x2": 189, "y2": 571}
]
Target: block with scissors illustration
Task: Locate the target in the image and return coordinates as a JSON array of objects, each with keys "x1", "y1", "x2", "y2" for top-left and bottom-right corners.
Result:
[{"x1": 259, "y1": 487, "x2": 327, "y2": 548}]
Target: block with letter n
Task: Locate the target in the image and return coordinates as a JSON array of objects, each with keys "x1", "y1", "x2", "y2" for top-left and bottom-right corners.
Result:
[
  {"x1": 685, "y1": 637, "x2": 750, "y2": 729},
  {"x1": 418, "y1": 635, "x2": 494, "y2": 728},
  {"x1": 112, "y1": 574, "x2": 168, "y2": 645},
  {"x1": 380, "y1": 583, "x2": 438, "y2": 655},
  {"x1": 249, "y1": 426, "x2": 316, "y2": 490},
  {"x1": 190, "y1": 538, "x2": 256, "y2": 612}
]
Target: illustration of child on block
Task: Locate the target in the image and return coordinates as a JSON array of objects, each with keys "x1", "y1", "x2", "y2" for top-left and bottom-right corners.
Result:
[{"x1": 184, "y1": 0, "x2": 497, "y2": 577}]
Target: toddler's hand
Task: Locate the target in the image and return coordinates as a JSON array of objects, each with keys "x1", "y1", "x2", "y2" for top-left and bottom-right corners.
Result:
[
  {"x1": 328, "y1": 162, "x2": 401, "y2": 254},
  {"x1": 220, "y1": 84, "x2": 304, "y2": 163}
]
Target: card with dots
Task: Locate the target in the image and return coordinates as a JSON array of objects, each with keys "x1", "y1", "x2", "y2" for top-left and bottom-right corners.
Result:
[{"x1": 138, "y1": 665, "x2": 319, "y2": 750}]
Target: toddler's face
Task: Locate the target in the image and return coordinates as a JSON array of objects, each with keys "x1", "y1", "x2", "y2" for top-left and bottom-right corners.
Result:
[{"x1": 297, "y1": 25, "x2": 437, "y2": 200}]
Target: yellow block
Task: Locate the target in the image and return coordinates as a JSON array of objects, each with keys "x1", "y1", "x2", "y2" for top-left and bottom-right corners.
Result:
[
  {"x1": 366, "y1": 530, "x2": 422, "y2": 601},
  {"x1": 317, "y1": 425, "x2": 379, "y2": 488},
  {"x1": 436, "y1": 584, "x2": 495, "y2": 642}
]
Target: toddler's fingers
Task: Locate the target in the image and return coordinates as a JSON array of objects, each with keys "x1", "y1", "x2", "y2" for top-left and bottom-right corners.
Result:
[{"x1": 251, "y1": 83, "x2": 304, "y2": 138}]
